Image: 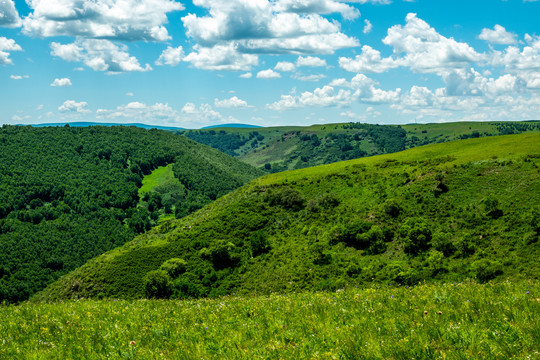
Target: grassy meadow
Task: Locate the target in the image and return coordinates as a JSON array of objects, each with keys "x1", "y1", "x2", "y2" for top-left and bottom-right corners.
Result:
[{"x1": 2, "y1": 280, "x2": 539, "y2": 359}]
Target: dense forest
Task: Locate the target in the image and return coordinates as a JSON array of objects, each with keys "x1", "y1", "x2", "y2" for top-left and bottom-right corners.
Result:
[
  {"x1": 36, "y1": 133, "x2": 540, "y2": 302},
  {"x1": 0, "y1": 125, "x2": 261, "y2": 302}
]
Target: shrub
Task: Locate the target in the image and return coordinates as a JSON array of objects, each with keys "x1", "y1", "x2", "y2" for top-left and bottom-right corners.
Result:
[
  {"x1": 470, "y1": 258, "x2": 503, "y2": 282},
  {"x1": 160, "y1": 258, "x2": 187, "y2": 278},
  {"x1": 264, "y1": 186, "x2": 305, "y2": 211},
  {"x1": 172, "y1": 278, "x2": 201, "y2": 299},
  {"x1": 144, "y1": 270, "x2": 173, "y2": 299},
  {"x1": 383, "y1": 199, "x2": 402, "y2": 218},
  {"x1": 399, "y1": 217, "x2": 432, "y2": 255},
  {"x1": 250, "y1": 231, "x2": 271, "y2": 257}
]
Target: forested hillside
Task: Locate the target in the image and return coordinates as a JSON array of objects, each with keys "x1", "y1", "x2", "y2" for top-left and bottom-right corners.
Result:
[
  {"x1": 181, "y1": 121, "x2": 540, "y2": 172},
  {"x1": 36, "y1": 133, "x2": 540, "y2": 302},
  {"x1": 0, "y1": 125, "x2": 261, "y2": 302}
]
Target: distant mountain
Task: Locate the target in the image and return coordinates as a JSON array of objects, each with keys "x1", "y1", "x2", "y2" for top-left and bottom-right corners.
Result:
[
  {"x1": 201, "y1": 124, "x2": 262, "y2": 129},
  {"x1": 27, "y1": 122, "x2": 185, "y2": 131}
]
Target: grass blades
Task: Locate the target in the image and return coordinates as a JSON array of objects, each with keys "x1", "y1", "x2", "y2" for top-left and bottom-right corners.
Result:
[{"x1": 2, "y1": 280, "x2": 539, "y2": 359}]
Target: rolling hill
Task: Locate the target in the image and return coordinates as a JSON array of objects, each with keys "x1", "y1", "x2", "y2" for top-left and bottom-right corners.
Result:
[
  {"x1": 180, "y1": 121, "x2": 540, "y2": 172},
  {"x1": 35, "y1": 133, "x2": 540, "y2": 302},
  {"x1": 0, "y1": 125, "x2": 262, "y2": 302}
]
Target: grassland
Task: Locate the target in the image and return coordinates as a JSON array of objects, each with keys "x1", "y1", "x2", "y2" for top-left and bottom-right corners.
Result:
[{"x1": 3, "y1": 280, "x2": 539, "y2": 359}]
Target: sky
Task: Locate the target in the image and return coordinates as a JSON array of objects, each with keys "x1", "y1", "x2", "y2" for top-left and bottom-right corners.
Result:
[{"x1": 1, "y1": 0, "x2": 539, "y2": 129}]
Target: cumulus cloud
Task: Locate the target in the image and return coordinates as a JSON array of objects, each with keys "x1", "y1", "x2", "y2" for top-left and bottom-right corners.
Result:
[
  {"x1": 382, "y1": 13, "x2": 482, "y2": 76},
  {"x1": 257, "y1": 69, "x2": 282, "y2": 79},
  {"x1": 339, "y1": 45, "x2": 399, "y2": 73},
  {"x1": 182, "y1": 0, "x2": 359, "y2": 71},
  {"x1": 97, "y1": 102, "x2": 180, "y2": 123},
  {"x1": 183, "y1": 44, "x2": 258, "y2": 71},
  {"x1": 296, "y1": 55, "x2": 327, "y2": 67},
  {"x1": 0, "y1": 0, "x2": 21, "y2": 28},
  {"x1": 489, "y1": 34, "x2": 540, "y2": 89},
  {"x1": 51, "y1": 78, "x2": 72, "y2": 87},
  {"x1": 51, "y1": 39, "x2": 152, "y2": 73},
  {"x1": 363, "y1": 19, "x2": 372, "y2": 34},
  {"x1": 479, "y1": 25, "x2": 517, "y2": 45},
  {"x1": 275, "y1": 61, "x2": 296, "y2": 72},
  {"x1": 274, "y1": 0, "x2": 360, "y2": 20},
  {"x1": 240, "y1": 72, "x2": 253, "y2": 78},
  {"x1": 0, "y1": 36, "x2": 21, "y2": 65},
  {"x1": 267, "y1": 85, "x2": 353, "y2": 110},
  {"x1": 10, "y1": 74, "x2": 28, "y2": 80},
  {"x1": 155, "y1": 46, "x2": 184, "y2": 66},
  {"x1": 22, "y1": 0, "x2": 183, "y2": 42},
  {"x1": 58, "y1": 100, "x2": 91, "y2": 113},
  {"x1": 292, "y1": 73, "x2": 326, "y2": 81},
  {"x1": 214, "y1": 96, "x2": 250, "y2": 108}
]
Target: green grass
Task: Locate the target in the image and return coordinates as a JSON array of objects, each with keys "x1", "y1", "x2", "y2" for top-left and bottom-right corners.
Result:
[
  {"x1": 138, "y1": 164, "x2": 182, "y2": 196},
  {"x1": 3, "y1": 280, "x2": 539, "y2": 359}
]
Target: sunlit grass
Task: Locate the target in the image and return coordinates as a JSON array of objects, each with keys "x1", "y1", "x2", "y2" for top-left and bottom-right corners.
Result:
[{"x1": 4, "y1": 280, "x2": 539, "y2": 359}]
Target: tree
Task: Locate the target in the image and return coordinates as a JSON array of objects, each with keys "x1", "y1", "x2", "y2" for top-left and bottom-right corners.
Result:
[{"x1": 144, "y1": 270, "x2": 173, "y2": 299}]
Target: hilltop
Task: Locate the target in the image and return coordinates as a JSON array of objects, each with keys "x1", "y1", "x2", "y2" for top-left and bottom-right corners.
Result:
[
  {"x1": 35, "y1": 133, "x2": 540, "y2": 302},
  {"x1": 180, "y1": 121, "x2": 540, "y2": 171},
  {"x1": 0, "y1": 125, "x2": 262, "y2": 302}
]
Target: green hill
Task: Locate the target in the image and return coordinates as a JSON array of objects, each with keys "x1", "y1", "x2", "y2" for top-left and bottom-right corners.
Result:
[
  {"x1": 0, "y1": 125, "x2": 262, "y2": 302},
  {"x1": 35, "y1": 133, "x2": 540, "y2": 302},
  {"x1": 180, "y1": 121, "x2": 540, "y2": 172}
]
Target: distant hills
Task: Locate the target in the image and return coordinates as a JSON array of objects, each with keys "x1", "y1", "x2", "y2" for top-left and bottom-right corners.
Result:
[
  {"x1": 35, "y1": 133, "x2": 540, "y2": 302},
  {"x1": 24, "y1": 121, "x2": 263, "y2": 130},
  {"x1": 181, "y1": 121, "x2": 540, "y2": 172}
]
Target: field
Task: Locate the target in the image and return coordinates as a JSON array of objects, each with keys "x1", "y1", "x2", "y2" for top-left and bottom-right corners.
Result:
[{"x1": 3, "y1": 281, "x2": 539, "y2": 359}]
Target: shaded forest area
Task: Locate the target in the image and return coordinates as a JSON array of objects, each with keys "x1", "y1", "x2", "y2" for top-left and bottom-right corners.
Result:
[{"x1": 0, "y1": 125, "x2": 259, "y2": 302}]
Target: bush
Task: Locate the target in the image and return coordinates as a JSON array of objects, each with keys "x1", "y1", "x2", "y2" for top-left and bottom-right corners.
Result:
[
  {"x1": 264, "y1": 186, "x2": 305, "y2": 211},
  {"x1": 160, "y1": 258, "x2": 187, "y2": 278},
  {"x1": 250, "y1": 231, "x2": 271, "y2": 257},
  {"x1": 399, "y1": 217, "x2": 432, "y2": 255},
  {"x1": 144, "y1": 270, "x2": 173, "y2": 299},
  {"x1": 470, "y1": 259, "x2": 503, "y2": 282},
  {"x1": 172, "y1": 278, "x2": 201, "y2": 299}
]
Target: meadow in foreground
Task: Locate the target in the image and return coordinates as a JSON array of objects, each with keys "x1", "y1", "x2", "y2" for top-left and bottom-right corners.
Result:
[{"x1": 2, "y1": 280, "x2": 539, "y2": 359}]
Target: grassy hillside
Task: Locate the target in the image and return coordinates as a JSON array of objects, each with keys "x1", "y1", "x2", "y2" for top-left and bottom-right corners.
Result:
[
  {"x1": 4, "y1": 280, "x2": 539, "y2": 359},
  {"x1": 0, "y1": 125, "x2": 262, "y2": 302},
  {"x1": 180, "y1": 121, "x2": 540, "y2": 171},
  {"x1": 35, "y1": 133, "x2": 540, "y2": 302}
]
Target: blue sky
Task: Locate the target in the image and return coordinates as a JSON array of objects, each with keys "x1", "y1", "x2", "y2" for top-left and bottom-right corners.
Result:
[{"x1": 1, "y1": 0, "x2": 539, "y2": 128}]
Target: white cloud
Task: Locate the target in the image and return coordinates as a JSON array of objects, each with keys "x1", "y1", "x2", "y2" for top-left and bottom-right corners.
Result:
[
  {"x1": 180, "y1": 102, "x2": 225, "y2": 124},
  {"x1": 292, "y1": 73, "x2": 326, "y2": 82},
  {"x1": 275, "y1": 61, "x2": 296, "y2": 72},
  {"x1": 183, "y1": 44, "x2": 258, "y2": 71},
  {"x1": 155, "y1": 46, "x2": 184, "y2": 66},
  {"x1": 240, "y1": 72, "x2": 253, "y2": 78},
  {"x1": 267, "y1": 85, "x2": 353, "y2": 110},
  {"x1": 296, "y1": 55, "x2": 327, "y2": 67},
  {"x1": 58, "y1": 100, "x2": 91, "y2": 113},
  {"x1": 22, "y1": 0, "x2": 184, "y2": 41},
  {"x1": 489, "y1": 35, "x2": 540, "y2": 89},
  {"x1": 97, "y1": 102, "x2": 180, "y2": 123},
  {"x1": 10, "y1": 74, "x2": 28, "y2": 80},
  {"x1": 339, "y1": 45, "x2": 399, "y2": 73},
  {"x1": 274, "y1": 0, "x2": 360, "y2": 20},
  {"x1": 479, "y1": 25, "x2": 517, "y2": 45},
  {"x1": 214, "y1": 96, "x2": 250, "y2": 108},
  {"x1": 382, "y1": 13, "x2": 482, "y2": 76},
  {"x1": 126, "y1": 92, "x2": 134, "y2": 96},
  {"x1": 0, "y1": 0, "x2": 21, "y2": 28},
  {"x1": 257, "y1": 69, "x2": 282, "y2": 79},
  {"x1": 0, "y1": 36, "x2": 22, "y2": 65},
  {"x1": 182, "y1": 0, "x2": 359, "y2": 71},
  {"x1": 363, "y1": 19, "x2": 372, "y2": 34},
  {"x1": 51, "y1": 78, "x2": 72, "y2": 87},
  {"x1": 51, "y1": 39, "x2": 152, "y2": 73}
]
